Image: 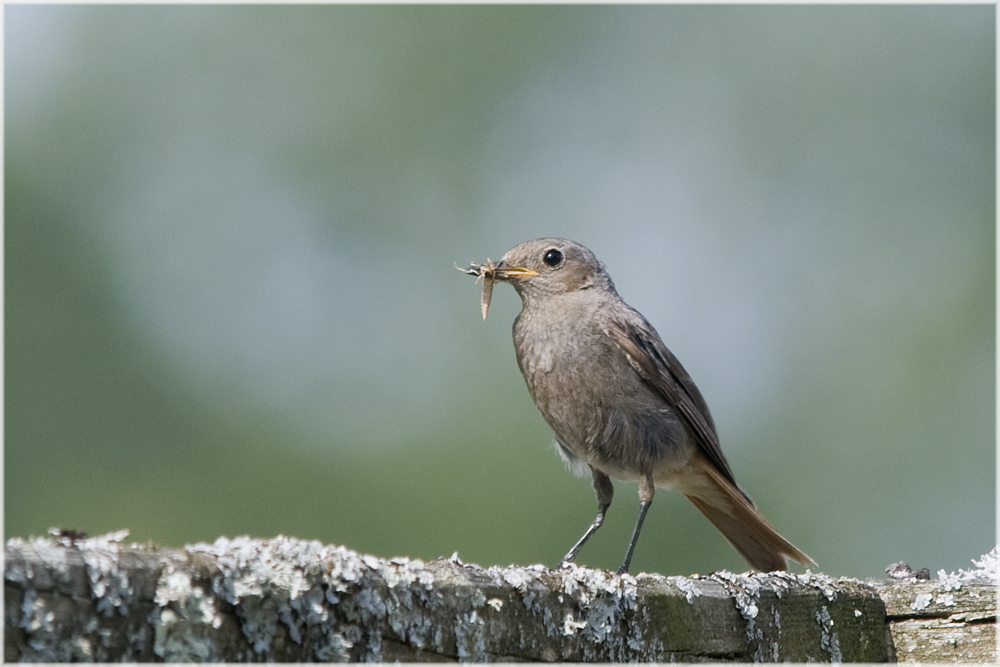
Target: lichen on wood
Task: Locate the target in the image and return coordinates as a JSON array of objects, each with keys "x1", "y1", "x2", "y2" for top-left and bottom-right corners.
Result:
[
  {"x1": 8, "y1": 531, "x2": 980, "y2": 662},
  {"x1": 871, "y1": 548, "x2": 997, "y2": 663}
]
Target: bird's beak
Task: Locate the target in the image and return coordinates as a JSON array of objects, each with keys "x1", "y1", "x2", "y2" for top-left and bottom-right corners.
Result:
[
  {"x1": 457, "y1": 258, "x2": 538, "y2": 321},
  {"x1": 494, "y1": 260, "x2": 539, "y2": 281}
]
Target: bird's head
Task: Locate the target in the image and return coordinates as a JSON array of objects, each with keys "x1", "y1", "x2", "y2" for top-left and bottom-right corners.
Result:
[{"x1": 495, "y1": 238, "x2": 614, "y2": 300}]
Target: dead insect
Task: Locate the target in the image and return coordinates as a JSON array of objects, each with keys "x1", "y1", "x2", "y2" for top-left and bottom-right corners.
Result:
[
  {"x1": 457, "y1": 260, "x2": 498, "y2": 319},
  {"x1": 48, "y1": 527, "x2": 88, "y2": 546}
]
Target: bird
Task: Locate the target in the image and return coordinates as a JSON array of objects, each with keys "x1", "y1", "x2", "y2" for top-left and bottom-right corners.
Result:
[{"x1": 463, "y1": 237, "x2": 814, "y2": 574}]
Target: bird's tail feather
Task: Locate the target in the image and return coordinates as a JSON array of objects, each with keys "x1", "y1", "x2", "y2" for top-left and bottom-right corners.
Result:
[{"x1": 678, "y1": 454, "x2": 815, "y2": 572}]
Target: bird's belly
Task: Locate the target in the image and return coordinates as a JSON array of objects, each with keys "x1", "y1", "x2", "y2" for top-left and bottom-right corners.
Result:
[{"x1": 543, "y1": 385, "x2": 696, "y2": 483}]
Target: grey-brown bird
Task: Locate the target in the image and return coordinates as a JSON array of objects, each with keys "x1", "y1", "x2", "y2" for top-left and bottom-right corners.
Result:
[{"x1": 464, "y1": 238, "x2": 813, "y2": 574}]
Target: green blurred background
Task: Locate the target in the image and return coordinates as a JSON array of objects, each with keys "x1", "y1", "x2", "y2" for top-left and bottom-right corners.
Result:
[{"x1": 5, "y1": 5, "x2": 994, "y2": 578}]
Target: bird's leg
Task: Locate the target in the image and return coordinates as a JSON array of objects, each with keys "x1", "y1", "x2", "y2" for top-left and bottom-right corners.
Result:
[
  {"x1": 562, "y1": 469, "x2": 613, "y2": 565},
  {"x1": 617, "y1": 473, "x2": 655, "y2": 574}
]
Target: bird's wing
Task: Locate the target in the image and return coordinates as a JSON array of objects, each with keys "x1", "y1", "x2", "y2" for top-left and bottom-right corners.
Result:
[{"x1": 605, "y1": 308, "x2": 742, "y2": 491}]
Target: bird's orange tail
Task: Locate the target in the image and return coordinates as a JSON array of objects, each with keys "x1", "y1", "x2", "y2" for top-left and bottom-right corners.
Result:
[{"x1": 678, "y1": 454, "x2": 814, "y2": 572}]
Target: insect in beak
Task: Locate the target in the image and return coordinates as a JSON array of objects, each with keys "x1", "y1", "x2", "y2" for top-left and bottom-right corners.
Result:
[{"x1": 457, "y1": 260, "x2": 538, "y2": 319}]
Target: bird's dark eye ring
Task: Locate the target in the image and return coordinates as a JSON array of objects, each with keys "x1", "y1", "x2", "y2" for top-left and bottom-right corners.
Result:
[{"x1": 543, "y1": 249, "x2": 563, "y2": 267}]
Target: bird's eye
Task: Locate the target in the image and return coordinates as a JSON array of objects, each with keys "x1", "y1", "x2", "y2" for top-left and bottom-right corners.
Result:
[{"x1": 543, "y1": 249, "x2": 563, "y2": 267}]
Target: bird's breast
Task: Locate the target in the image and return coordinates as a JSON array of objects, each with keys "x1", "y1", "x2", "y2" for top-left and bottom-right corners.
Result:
[{"x1": 512, "y1": 303, "x2": 692, "y2": 478}]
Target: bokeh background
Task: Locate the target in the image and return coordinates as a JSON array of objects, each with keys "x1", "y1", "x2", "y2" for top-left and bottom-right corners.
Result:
[{"x1": 6, "y1": 5, "x2": 994, "y2": 578}]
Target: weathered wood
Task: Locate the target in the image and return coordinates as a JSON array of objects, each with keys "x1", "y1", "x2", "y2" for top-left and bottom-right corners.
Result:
[
  {"x1": 871, "y1": 552, "x2": 997, "y2": 663},
  {"x1": 2, "y1": 532, "x2": 986, "y2": 662}
]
